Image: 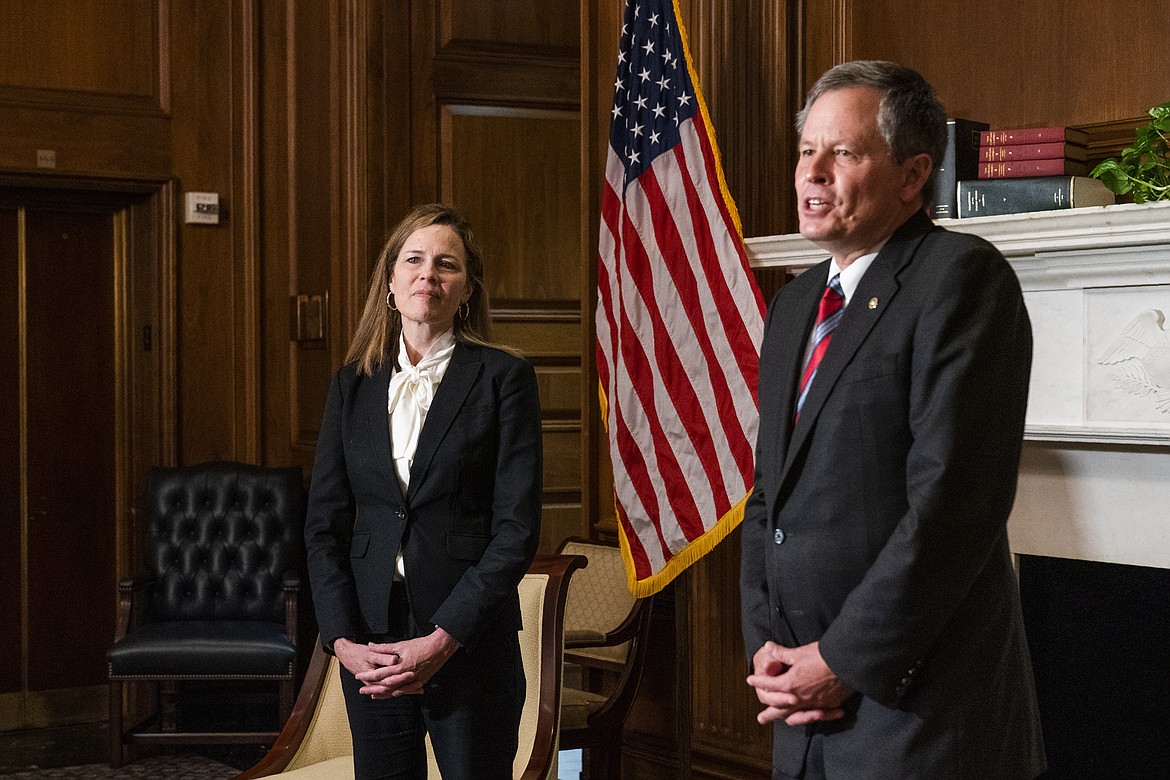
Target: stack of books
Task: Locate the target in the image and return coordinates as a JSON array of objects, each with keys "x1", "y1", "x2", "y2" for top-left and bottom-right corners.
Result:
[
  {"x1": 954, "y1": 125, "x2": 1115, "y2": 218},
  {"x1": 977, "y1": 126, "x2": 1089, "y2": 179},
  {"x1": 931, "y1": 118, "x2": 988, "y2": 219}
]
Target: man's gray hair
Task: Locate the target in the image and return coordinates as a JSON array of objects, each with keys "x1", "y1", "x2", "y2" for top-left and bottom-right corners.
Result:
[{"x1": 796, "y1": 60, "x2": 947, "y2": 205}]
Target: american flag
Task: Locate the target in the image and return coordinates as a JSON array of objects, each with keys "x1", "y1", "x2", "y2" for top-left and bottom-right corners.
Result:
[{"x1": 596, "y1": 0, "x2": 765, "y2": 597}]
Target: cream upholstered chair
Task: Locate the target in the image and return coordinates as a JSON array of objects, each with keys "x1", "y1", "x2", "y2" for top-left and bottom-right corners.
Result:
[
  {"x1": 235, "y1": 554, "x2": 585, "y2": 780},
  {"x1": 556, "y1": 538, "x2": 653, "y2": 780}
]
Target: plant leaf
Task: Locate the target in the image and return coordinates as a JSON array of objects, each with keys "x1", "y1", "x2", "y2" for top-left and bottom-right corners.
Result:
[{"x1": 1094, "y1": 102, "x2": 1170, "y2": 202}]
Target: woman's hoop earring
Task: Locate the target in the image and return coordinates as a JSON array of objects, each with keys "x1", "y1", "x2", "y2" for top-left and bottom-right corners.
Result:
[
  {"x1": 458, "y1": 301, "x2": 470, "y2": 321},
  {"x1": 386, "y1": 291, "x2": 397, "y2": 311}
]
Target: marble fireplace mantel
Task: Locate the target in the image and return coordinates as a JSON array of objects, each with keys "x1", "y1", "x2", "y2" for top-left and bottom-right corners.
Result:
[{"x1": 746, "y1": 201, "x2": 1170, "y2": 569}]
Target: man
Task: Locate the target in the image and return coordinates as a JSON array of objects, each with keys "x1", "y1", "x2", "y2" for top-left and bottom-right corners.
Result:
[{"x1": 740, "y1": 61, "x2": 1046, "y2": 779}]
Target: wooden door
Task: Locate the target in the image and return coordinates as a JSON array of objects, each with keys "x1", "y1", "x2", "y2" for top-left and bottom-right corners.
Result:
[{"x1": 0, "y1": 191, "x2": 153, "y2": 730}]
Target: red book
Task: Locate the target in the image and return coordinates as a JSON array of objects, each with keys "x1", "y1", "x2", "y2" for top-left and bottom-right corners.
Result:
[
  {"x1": 979, "y1": 126, "x2": 1089, "y2": 146},
  {"x1": 980, "y1": 142, "x2": 1087, "y2": 162},
  {"x1": 978, "y1": 158, "x2": 1089, "y2": 179}
]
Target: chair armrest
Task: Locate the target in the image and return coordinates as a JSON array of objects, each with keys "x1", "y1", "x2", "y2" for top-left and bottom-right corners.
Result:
[
  {"x1": 564, "y1": 599, "x2": 651, "y2": 651},
  {"x1": 113, "y1": 575, "x2": 155, "y2": 643},
  {"x1": 572, "y1": 594, "x2": 655, "y2": 729},
  {"x1": 519, "y1": 554, "x2": 588, "y2": 780},
  {"x1": 564, "y1": 629, "x2": 608, "y2": 647}
]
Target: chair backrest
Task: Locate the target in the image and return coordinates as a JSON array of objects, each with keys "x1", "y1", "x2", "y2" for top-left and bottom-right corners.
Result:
[
  {"x1": 512, "y1": 570, "x2": 554, "y2": 775},
  {"x1": 237, "y1": 554, "x2": 586, "y2": 780},
  {"x1": 559, "y1": 539, "x2": 638, "y2": 665},
  {"x1": 146, "y1": 460, "x2": 304, "y2": 623}
]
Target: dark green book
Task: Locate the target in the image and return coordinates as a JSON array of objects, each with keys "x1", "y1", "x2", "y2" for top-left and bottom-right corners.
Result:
[
  {"x1": 931, "y1": 118, "x2": 988, "y2": 219},
  {"x1": 957, "y1": 176, "x2": 1115, "y2": 218}
]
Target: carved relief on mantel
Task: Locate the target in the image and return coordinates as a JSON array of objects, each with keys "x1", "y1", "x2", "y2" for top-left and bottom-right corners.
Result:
[{"x1": 747, "y1": 201, "x2": 1170, "y2": 446}]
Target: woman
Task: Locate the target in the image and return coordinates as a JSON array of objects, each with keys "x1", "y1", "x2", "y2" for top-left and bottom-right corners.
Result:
[{"x1": 304, "y1": 204, "x2": 542, "y2": 779}]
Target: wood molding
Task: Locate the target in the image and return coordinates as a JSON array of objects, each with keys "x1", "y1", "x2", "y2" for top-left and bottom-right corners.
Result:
[
  {"x1": 155, "y1": 181, "x2": 179, "y2": 468},
  {"x1": 0, "y1": 106, "x2": 171, "y2": 181},
  {"x1": 0, "y1": 175, "x2": 176, "y2": 478},
  {"x1": 0, "y1": 0, "x2": 169, "y2": 116},
  {"x1": 678, "y1": 0, "x2": 795, "y2": 236},
  {"x1": 433, "y1": 40, "x2": 580, "y2": 110},
  {"x1": 492, "y1": 302, "x2": 581, "y2": 322},
  {"x1": 338, "y1": 0, "x2": 371, "y2": 350},
  {"x1": 799, "y1": 0, "x2": 849, "y2": 97},
  {"x1": 687, "y1": 536, "x2": 772, "y2": 771},
  {"x1": 579, "y1": 0, "x2": 622, "y2": 541},
  {"x1": 233, "y1": 0, "x2": 262, "y2": 463},
  {"x1": 157, "y1": 0, "x2": 172, "y2": 114},
  {"x1": 0, "y1": 87, "x2": 166, "y2": 118}
]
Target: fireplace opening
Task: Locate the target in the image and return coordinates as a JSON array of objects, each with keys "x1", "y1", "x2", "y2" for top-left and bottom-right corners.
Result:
[{"x1": 1019, "y1": 555, "x2": 1170, "y2": 779}]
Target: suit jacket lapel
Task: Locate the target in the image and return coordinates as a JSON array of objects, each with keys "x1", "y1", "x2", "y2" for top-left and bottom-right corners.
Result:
[
  {"x1": 406, "y1": 342, "x2": 482, "y2": 499},
  {"x1": 362, "y1": 363, "x2": 407, "y2": 505},
  {"x1": 781, "y1": 211, "x2": 933, "y2": 476}
]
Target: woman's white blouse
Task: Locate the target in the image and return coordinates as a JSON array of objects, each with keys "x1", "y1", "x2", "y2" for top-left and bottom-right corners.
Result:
[{"x1": 387, "y1": 328, "x2": 456, "y2": 579}]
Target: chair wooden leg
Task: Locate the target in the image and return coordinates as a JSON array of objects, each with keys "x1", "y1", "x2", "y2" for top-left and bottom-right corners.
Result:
[
  {"x1": 160, "y1": 681, "x2": 178, "y2": 732},
  {"x1": 108, "y1": 681, "x2": 123, "y2": 768},
  {"x1": 279, "y1": 679, "x2": 294, "y2": 724}
]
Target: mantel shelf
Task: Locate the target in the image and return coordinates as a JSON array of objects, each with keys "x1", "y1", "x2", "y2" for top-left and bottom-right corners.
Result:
[
  {"x1": 747, "y1": 199, "x2": 1170, "y2": 450},
  {"x1": 746, "y1": 200, "x2": 1170, "y2": 276},
  {"x1": 746, "y1": 201, "x2": 1170, "y2": 569}
]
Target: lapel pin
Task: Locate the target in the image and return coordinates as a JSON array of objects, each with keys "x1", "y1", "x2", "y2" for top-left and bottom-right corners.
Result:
[{"x1": 868, "y1": 297, "x2": 879, "y2": 310}]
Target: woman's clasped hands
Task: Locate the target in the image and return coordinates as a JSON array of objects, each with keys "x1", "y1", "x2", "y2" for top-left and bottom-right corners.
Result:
[{"x1": 334, "y1": 629, "x2": 461, "y2": 699}]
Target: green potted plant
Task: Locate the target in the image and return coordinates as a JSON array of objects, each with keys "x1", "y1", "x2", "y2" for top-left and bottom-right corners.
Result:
[{"x1": 1090, "y1": 101, "x2": 1170, "y2": 203}]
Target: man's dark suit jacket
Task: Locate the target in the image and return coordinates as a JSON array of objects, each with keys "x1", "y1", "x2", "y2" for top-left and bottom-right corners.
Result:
[
  {"x1": 740, "y1": 210, "x2": 1046, "y2": 779},
  {"x1": 305, "y1": 341, "x2": 542, "y2": 659}
]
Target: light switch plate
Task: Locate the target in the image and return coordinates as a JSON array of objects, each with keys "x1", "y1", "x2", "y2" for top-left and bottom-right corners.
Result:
[{"x1": 184, "y1": 192, "x2": 220, "y2": 225}]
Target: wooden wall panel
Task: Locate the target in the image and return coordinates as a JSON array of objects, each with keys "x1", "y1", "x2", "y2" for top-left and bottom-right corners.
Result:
[
  {"x1": 270, "y1": 0, "x2": 339, "y2": 463},
  {"x1": 541, "y1": 426, "x2": 581, "y2": 493},
  {"x1": 432, "y1": 26, "x2": 586, "y2": 551},
  {"x1": 846, "y1": 0, "x2": 1170, "y2": 130},
  {"x1": 579, "y1": 0, "x2": 624, "y2": 542},
  {"x1": 0, "y1": 208, "x2": 21, "y2": 704},
  {"x1": 687, "y1": 535, "x2": 772, "y2": 777},
  {"x1": 492, "y1": 319, "x2": 580, "y2": 358},
  {"x1": 442, "y1": 109, "x2": 581, "y2": 302},
  {"x1": 0, "y1": 0, "x2": 160, "y2": 110},
  {"x1": 442, "y1": 0, "x2": 578, "y2": 49},
  {"x1": 168, "y1": 0, "x2": 264, "y2": 464},
  {"x1": 0, "y1": 1, "x2": 169, "y2": 180},
  {"x1": 801, "y1": 0, "x2": 847, "y2": 96},
  {"x1": 677, "y1": 0, "x2": 795, "y2": 236},
  {"x1": 534, "y1": 365, "x2": 582, "y2": 417},
  {"x1": 169, "y1": 0, "x2": 235, "y2": 462},
  {"x1": 261, "y1": 0, "x2": 405, "y2": 472},
  {"x1": 0, "y1": 107, "x2": 171, "y2": 181},
  {"x1": 622, "y1": 588, "x2": 688, "y2": 777}
]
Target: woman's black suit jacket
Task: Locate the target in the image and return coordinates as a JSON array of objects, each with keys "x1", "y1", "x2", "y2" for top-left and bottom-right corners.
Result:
[{"x1": 305, "y1": 341, "x2": 542, "y2": 655}]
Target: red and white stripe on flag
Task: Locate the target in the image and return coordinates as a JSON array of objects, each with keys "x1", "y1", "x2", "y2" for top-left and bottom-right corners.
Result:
[{"x1": 596, "y1": 0, "x2": 765, "y2": 597}]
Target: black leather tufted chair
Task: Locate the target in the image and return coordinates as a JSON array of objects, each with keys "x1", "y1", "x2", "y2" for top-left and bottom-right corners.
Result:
[{"x1": 107, "y1": 460, "x2": 305, "y2": 768}]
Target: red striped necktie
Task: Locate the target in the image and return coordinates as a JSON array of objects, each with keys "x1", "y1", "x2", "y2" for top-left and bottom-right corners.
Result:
[{"x1": 795, "y1": 274, "x2": 845, "y2": 417}]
